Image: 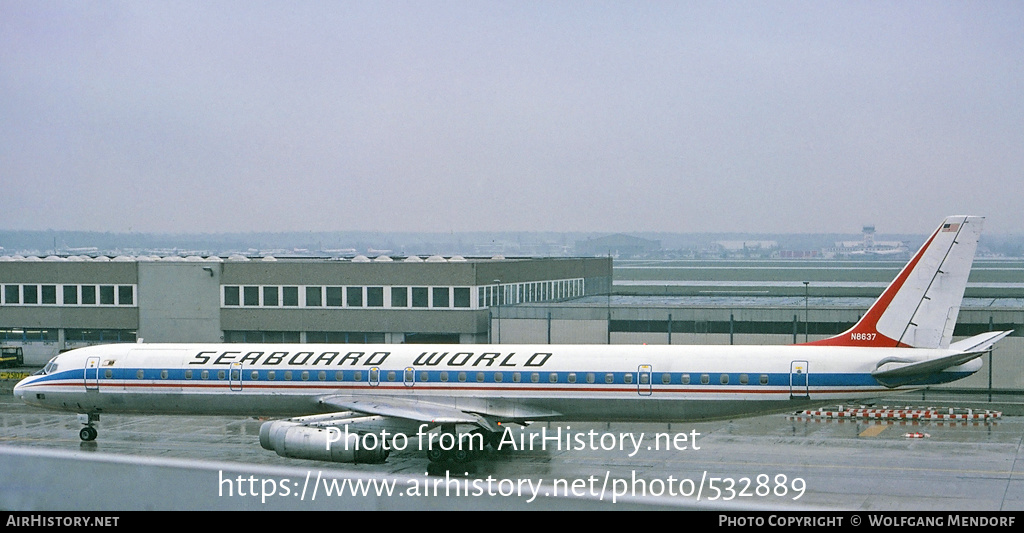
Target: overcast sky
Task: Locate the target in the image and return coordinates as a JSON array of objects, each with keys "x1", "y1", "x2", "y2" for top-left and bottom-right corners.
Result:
[{"x1": 2, "y1": 1, "x2": 1022, "y2": 235}]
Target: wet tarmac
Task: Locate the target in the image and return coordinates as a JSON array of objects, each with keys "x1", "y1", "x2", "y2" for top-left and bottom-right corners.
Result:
[{"x1": 1, "y1": 392, "x2": 1022, "y2": 511}]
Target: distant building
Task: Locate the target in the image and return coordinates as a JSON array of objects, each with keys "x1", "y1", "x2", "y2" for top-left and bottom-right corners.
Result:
[
  {"x1": 715, "y1": 241, "x2": 776, "y2": 251},
  {"x1": 776, "y1": 250, "x2": 820, "y2": 259},
  {"x1": 575, "y1": 234, "x2": 660, "y2": 258},
  {"x1": 824, "y1": 224, "x2": 907, "y2": 258}
]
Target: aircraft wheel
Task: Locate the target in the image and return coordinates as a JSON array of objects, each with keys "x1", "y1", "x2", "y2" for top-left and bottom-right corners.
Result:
[
  {"x1": 484, "y1": 430, "x2": 502, "y2": 450},
  {"x1": 461, "y1": 434, "x2": 482, "y2": 459},
  {"x1": 80, "y1": 426, "x2": 97, "y2": 441},
  {"x1": 426, "y1": 447, "x2": 447, "y2": 463},
  {"x1": 452, "y1": 441, "x2": 471, "y2": 463}
]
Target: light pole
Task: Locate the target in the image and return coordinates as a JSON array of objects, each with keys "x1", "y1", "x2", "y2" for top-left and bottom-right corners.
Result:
[
  {"x1": 803, "y1": 281, "x2": 810, "y2": 342},
  {"x1": 493, "y1": 279, "x2": 501, "y2": 344},
  {"x1": 606, "y1": 249, "x2": 612, "y2": 345}
]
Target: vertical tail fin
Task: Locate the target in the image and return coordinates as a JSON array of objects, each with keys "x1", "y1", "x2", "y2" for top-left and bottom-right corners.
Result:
[{"x1": 804, "y1": 215, "x2": 982, "y2": 349}]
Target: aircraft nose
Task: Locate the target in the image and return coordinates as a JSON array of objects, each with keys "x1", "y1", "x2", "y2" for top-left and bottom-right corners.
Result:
[{"x1": 12, "y1": 377, "x2": 32, "y2": 402}]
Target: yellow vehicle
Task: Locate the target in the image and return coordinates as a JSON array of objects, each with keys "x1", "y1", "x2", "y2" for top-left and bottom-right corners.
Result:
[{"x1": 0, "y1": 346, "x2": 24, "y2": 368}]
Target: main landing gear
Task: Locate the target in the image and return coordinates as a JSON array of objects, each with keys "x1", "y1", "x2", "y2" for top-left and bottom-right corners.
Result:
[
  {"x1": 425, "y1": 426, "x2": 502, "y2": 464},
  {"x1": 77, "y1": 413, "x2": 99, "y2": 441}
]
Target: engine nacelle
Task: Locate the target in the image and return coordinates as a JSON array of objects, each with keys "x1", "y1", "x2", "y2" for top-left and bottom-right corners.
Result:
[
  {"x1": 260, "y1": 417, "x2": 399, "y2": 462},
  {"x1": 261, "y1": 423, "x2": 389, "y2": 464},
  {"x1": 259, "y1": 419, "x2": 300, "y2": 451}
]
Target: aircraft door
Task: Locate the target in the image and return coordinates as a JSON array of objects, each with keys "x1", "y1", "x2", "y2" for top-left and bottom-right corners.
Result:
[
  {"x1": 789, "y1": 360, "x2": 809, "y2": 399},
  {"x1": 638, "y1": 365, "x2": 652, "y2": 396},
  {"x1": 84, "y1": 357, "x2": 100, "y2": 391},
  {"x1": 369, "y1": 367, "x2": 380, "y2": 387},
  {"x1": 229, "y1": 362, "x2": 242, "y2": 391},
  {"x1": 404, "y1": 367, "x2": 415, "y2": 388}
]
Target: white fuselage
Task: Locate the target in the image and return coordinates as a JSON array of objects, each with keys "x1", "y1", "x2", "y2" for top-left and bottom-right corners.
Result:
[{"x1": 13, "y1": 342, "x2": 978, "y2": 424}]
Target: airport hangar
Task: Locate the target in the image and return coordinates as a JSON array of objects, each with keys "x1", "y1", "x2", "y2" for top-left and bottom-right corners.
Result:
[{"x1": 1, "y1": 254, "x2": 1022, "y2": 392}]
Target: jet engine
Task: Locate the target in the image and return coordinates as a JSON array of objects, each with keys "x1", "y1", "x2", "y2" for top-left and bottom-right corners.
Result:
[
  {"x1": 259, "y1": 414, "x2": 427, "y2": 464},
  {"x1": 259, "y1": 422, "x2": 388, "y2": 463}
]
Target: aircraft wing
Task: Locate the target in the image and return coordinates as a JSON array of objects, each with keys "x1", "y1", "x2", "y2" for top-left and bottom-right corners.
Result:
[
  {"x1": 871, "y1": 331, "x2": 1012, "y2": 386},
  {"x1": 319, "y1": 395, "x2": 483, "y2": 425},
  {"x1": 318, "y1": 394, "x2": 563, "y2": 432}
]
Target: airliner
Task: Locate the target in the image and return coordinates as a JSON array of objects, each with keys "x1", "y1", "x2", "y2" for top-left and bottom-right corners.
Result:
[{"x1": 13, "y1": 216, "x2": 1010, "y2": 464}]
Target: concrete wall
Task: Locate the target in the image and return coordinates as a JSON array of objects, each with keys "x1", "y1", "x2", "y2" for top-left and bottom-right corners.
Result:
[
  {"x1": 223, "y1": 308, "x2": 488, "y2": 336},
  {"x1": 138, "y1": 262, "x2": 223, "y2": 343}
]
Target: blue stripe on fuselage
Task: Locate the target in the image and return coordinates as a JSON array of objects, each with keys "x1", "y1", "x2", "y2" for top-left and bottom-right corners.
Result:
[{"x1": 24, "y1": 367, "x2": 974, "y2": 389}]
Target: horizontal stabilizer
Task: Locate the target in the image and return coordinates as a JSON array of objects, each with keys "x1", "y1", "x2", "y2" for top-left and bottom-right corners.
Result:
[
  {"x1": 949, "y1": 330, "x2": 1012, "y2": 353},
  {"x1": 871, "y1": 331, "x2": 1012, "y2": 387}
]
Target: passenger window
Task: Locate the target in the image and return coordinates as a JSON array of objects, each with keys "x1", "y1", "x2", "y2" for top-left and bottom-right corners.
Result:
[
  {"x1": 531, "y1": 373, "x2": 540, "y2": 383},
  {"x1": 549, "y1": 373, "x2": 558, "y2": 383},
  {"x1": 268, "y1": 371, "x2": 276, "y2": 381},
  {"x1": 284, "y1": 371, "x2": 292, "y2": 381},
  {"x1": 513, "y1": 372, "x2": 521, "y2": 383},
  {"x1": 201, "y1": 370, "x2": 209, "y2": 380},
  {"x1": 318, "y1": 371, "x2": 326, "y2": 381},
  {"x1": 440, "y1": 371, "x2": 448, "y2": 382},
  {"x1": 386, "y1": 371, "x2": 395, "y2": 382},
  {"x1": 720, "y1": 374, "x2": 729, "y2": 385},
  {"x1": 605, "y1": 373, "x2": 614, "y2": 384},
  {"x1": 661, "y1": 373, "x2": 671, "y2": 384},
  {"x1": 740, "y1": 374, "x2": 749, "y2": 385},
  {"x1": 759, "y1": 374, "x2": 769, "y2": 385},
  {"x1": 681, "y1": 373, "x2": 690, "y2": 384},
  {"x1": 185, "y1": 370, "x2": 192, "y2": 379},
  {"x1": 494, "y1": 372, "x2": 503, "y2": 383},
  {"x1": 458, "y1": 372, "x2": 466, "y2": 382},
  {"x1": 586, "y1": 373, "x2": 595, "y2": 384},
  {"x1": 568, "y1": 373, "x2": 576, "y2": 383},
  {"x1": 218, "y1": 370, "x2": 226, "y2": 380},
  {"x1": 700, "y1": 374, "x2": 710, "y2": 385},
  {"x1": 477, "y1": 372, "x2": 485, "y2": 382},
  {"x1": 137, "y1": 369, "x2": 144, "y2": 379},
  {"x1": 353, "y1": 371, "x2": 362, "y2": 381},
  {"x1": 624, "y1": 374, "x2": 633, "y2": 384},
  {"x1": 251, "y1": 371, "x2": 259, "y2": 380},
  {"x1": 419, "y1": 371, "x2": 429, "y2": 382}
]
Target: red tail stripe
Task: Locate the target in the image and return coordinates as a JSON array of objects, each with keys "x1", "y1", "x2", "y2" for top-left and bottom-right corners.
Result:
[{"x1": 802, "y1": 225, "x2": 943, "y2": 348}]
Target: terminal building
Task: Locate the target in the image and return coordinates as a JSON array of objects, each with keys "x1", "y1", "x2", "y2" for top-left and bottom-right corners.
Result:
[
  {"x1": 1, "y1": 254, "x2": 1021, "y2": 392},
  {"x1": 0, "y1": 255, "x2": 610, "y2": 364}
]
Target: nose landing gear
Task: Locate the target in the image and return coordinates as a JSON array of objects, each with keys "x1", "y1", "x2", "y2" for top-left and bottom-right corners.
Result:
[{"x1": 77, "y1": 413, "x2": 99, "y2": 441}]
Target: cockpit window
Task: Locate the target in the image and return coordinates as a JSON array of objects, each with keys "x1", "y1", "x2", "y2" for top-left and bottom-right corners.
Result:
[{"x1": 39, "y1": 357, "x2": 59, "y2": 375}]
